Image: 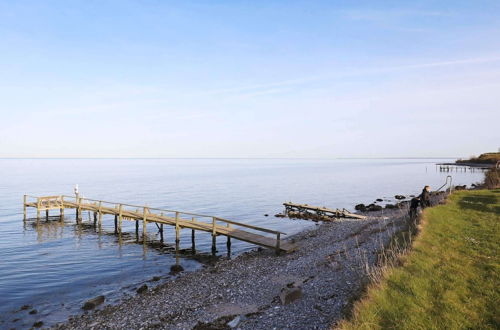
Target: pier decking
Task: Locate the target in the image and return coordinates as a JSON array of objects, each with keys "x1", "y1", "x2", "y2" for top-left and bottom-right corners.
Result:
[
  {"x1": 283, "y1": 202, "x2": 367, "y2": 220},
  {"x1": 23, "y1": 195, "x2": 295, "y2": 253}
]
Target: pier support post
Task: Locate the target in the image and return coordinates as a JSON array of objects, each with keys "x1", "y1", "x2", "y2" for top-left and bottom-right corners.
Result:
[
  {"x1": 191, "y1": 229, "x2": 196, "y2": 253},
  {"x1": 45, "y1": 209, "x2": 49, "y2": 220},
  {"x1": 226, "y1": 223, "x2": 231, "y2": 255},
  {"x1": 142, "y1": 207, "x2": 148, "y2": 240},
  {"x1": 60, "y1": 196, "x2": 65, "y2": 220},
  {"x1": 212, "y1": 235, "x2": 217, "y2": 255},
  {"x1": 135, "y1": 220, "x2": 139, "y2": 236},
  {"x1": 98, "y1": 201, "x2": 102, "y2": 229},
  {"x1": 175, "y1": 212, "x2": 180, "y2": 244},
  {"x1": 23, "y1": 195, "x2": 27, "y2": 220},
  {"x1": 114, "y1": 215, "x2": 118, "y2": 234},
  {"x1": 93, "y1": 212, "x2": 97, "y2": 227},
  {"x1": 211, "y1": 217, "x2": 217, "y2": 255},
  {"x1": 118, "y1": 204, "x2": 123, "y2": 234},
  {"x1": 159, "y1": 212, "x2": 164, "y2": 242},
  {"x1": 76, "y1": 197, "x2": 81, "y2": 223}
]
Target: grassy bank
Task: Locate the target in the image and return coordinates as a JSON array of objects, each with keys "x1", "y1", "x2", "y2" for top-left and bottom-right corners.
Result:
[{"x1": 339, "y1": 189, "x2": 500, "y2": 329}]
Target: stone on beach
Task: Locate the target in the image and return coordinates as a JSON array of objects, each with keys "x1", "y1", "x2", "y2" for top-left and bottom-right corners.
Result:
[
  {"x1": 279, "y1": 286, "x2": 303, "y2": 305},
  {"x1": 82, "y1": 296, "x2": 105, "y2": 310}
]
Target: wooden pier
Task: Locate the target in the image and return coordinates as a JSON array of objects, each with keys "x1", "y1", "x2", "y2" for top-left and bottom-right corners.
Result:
[
  {"x1": 23, "y1": 195, "x2": 295, "y2": 254},
  {"x1": 283, "y1": 202, "x2": 367, "y2": 220}
]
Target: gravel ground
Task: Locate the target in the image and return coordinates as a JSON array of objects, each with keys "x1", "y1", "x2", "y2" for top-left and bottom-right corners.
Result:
[{"x1": 54, "y1": 196, "x2": 444, "y2": 330}]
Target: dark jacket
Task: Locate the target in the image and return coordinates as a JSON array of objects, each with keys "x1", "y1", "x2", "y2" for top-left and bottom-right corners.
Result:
[{"x1": 420, "y1": 189, "x2": 431, "y2": 208}]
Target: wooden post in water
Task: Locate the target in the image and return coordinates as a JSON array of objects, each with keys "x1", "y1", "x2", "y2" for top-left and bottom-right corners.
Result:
[
  {"x1": 191, "y1": 217, "x2": 196, "y2": 253},
  {"x1": 142, "y1": 206, "x2": 147, "y2": 239},
  {"x1": 118, "y1": 204, "x2": 123, "y2": 234},
  {"x1": 76, "y1": 196, "x2": 81, "y2": 223},
  {"x1": 175, "y1": 212, "x2": 180, "y2": 244},
  {"x1": 60, "y1": 196, "x2": 65, "y2": 220},
  {"x1": 93, "y1": 212, "x2": 97, "y2": 226},
  {"x1": 23, "y1": 195, "x2": 27, "y2": 220},
  {"x1": 98, "y1": 201, "x2": 102, "y2": 229},
  {"x1": 36, "y1": 198, "x2": 40, "y2": 220},
  {"x1": 46, "y1": 209, "x2": 49, "y2": 220},
  {"x1": 114, "y1": 214, "x2": 118, "y2": 234},
  {"x1": 159, "y1": 212, "x2": 164, "y2": 242},
  {"x1": 211, "y1": 217, "x2": 217, "y2": 255},
  {"x1": 226, "y1": 222, "x2": 231, "y2": 254}
]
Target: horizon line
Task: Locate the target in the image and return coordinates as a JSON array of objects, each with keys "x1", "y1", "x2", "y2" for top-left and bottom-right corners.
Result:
[{"x1": 0, "y1": 156, "x2": 460, "y2": 160}]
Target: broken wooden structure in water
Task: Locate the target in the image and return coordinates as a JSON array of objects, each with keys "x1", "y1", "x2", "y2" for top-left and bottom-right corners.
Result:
[
  {"x1": 283, "y1": 202, "x2": 367, "y2": 220},
  {"x1": 23, "y1": 195, "x2": 295, "y2": 254}
]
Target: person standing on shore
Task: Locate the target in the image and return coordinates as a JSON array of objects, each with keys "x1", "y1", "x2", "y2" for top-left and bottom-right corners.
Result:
[
  {"x1": 419, "y1": 185, "x2": 431, "y2": 208},
  {"x1": 409, "y1": 197, "x2": 420, "y2": 219}
]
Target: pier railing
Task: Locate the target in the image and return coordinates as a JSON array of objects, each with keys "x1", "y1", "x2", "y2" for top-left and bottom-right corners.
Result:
[{"x1": 24, "y1": 194, "x2": 291, "y2": 253}]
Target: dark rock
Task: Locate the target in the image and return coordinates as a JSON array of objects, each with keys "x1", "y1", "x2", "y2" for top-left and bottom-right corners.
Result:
[
  {"x1": 455, "y1": 185, "x2": 466, "y2": 190},
  {"x1": 170, "y1": 264, "x2": 184, "y2": 274},
  {"x1": 376, "y1": 198, "x2": 383, "y2": 202},
  {"x1": 354, "y1": 204, "x2": 367, "y2": 212},
  {"x1": 152, "y1": 276, "x2": 161, "y2": 281},
  {"x1": 264, "y1": 214, "x2": 269, "y2": 217},
  {"x1": 20, "y1": 305, "x2": 31, "y2": 311},
  {"x1": 279, "y1": 287, "x2": 303, "y2": 305},
  {"x1": 29, "y1": 309, "x2": 37, "y2": 315},
  {"x1": 137, "y1": 284, "x2": 148, "y2": 294},
  {"x1": 368, "y1": 204, "x2": 383, "y2": 211},
  {"x1": 395, "y1": 195, "x2": 406, "y2": 200},
  {"x1": 82, "y1": 295, "x2": 105, "y2": 310},
  {"x1": 274, "y1": 213, "x2": 286, "y2": 218},
  {"x1": 33, "y1": 321, "x2": 43, "y2": 328},
  {"x1": 385, "y1": 204, "x2": 396, "y2": 209}
]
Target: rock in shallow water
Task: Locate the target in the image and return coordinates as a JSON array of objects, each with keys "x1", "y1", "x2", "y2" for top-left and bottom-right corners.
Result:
[
  {"x1": 82, "y1": 296, "x2": 105, "y2": 310},
  {"x1": 136, "y1": 285, "x2": 148, "y2": 294},
  {"x1": 82, "y1": 296, "x2": 105, "y2": 311}
]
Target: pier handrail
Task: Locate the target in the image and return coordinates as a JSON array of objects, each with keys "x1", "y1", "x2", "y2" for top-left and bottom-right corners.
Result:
[
  {"x1": 436, "y1": 175, "x2": 453, "y2": 192},
  {"x1": 59, "y1": 195, "x2": 286, "y2": 235}
]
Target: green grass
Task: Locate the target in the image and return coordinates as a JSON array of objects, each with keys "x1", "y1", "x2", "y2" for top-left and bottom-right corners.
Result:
[{"x1": 340, "y1": 189, "x2": 500, "y2": 330}]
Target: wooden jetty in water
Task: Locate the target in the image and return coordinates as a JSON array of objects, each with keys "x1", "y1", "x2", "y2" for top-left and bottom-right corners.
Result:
[
  {"x1": 283, "y1": 202, "x2": 367, "y2": 220},
  {"x1": 23, "y1": 195, "x2": 295, "y2": 254}
]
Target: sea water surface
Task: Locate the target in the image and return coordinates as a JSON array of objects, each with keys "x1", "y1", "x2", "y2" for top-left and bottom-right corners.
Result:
[{"x1": 0, "y1": 158, "x2": 485, "y2": 328}]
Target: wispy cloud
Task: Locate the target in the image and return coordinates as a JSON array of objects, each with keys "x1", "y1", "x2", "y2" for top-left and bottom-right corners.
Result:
[{"x1": 200, "y1": 55, "x2": 500, "y2": 97}]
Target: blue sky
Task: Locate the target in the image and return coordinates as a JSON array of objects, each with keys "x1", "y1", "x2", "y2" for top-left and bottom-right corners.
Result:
[{"x1": 0, "y1": 0, "x2": 499, "y2": 158}]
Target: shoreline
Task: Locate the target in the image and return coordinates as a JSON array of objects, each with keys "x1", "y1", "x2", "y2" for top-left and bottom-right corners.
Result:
[{"x1": 54, "y1": 196, "x2": 446, "y2": 330}]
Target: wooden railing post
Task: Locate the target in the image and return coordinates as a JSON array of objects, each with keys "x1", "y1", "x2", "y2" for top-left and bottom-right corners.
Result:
[
  {"x1": 76, "y1": 196, "x2": 81, "y2": 222},
  {"x1": 142, "y1": 206, "x2": 148, "y2": 239},
  {"x1": 118, "y1": 204, "x2": 123, "y2": 234},
  {"x1": 23, "y1": 195, "x2": 27, "y2": 219},
  {"x1": 211, "y1": 217, "x2": 217, "y2": 255},
  {"x1": 60, "y1": 196, "x2": 65, "y2": 219},
  {"x1": 98, "y1": 201, "x2": 102, "y2": 227},
  {"x1": 36, "y1": 197, "x2": 40, "y2": 219},
  {"x1": 175, "y1": 212, "x2": 180, "y2": 243}
]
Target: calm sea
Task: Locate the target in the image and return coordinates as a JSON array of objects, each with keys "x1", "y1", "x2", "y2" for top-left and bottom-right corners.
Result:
[{"x1": 0, "y1": 158, "x2": 484, "y2": 328}]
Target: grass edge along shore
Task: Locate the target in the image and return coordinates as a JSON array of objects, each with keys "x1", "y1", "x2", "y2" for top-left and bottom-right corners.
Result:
[{"x1": 337, "y1": 188, "x2": 499, "y2": 329}]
